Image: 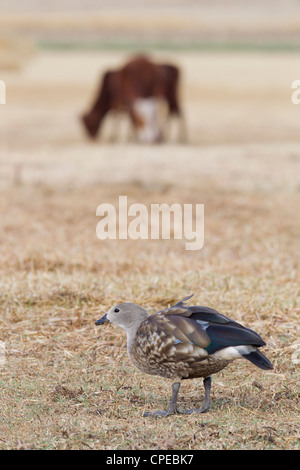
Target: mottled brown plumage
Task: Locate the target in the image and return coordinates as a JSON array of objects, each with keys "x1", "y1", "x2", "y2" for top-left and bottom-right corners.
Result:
[{"x1": 95, "y1": 294, "x2": 273, "y2": 417}]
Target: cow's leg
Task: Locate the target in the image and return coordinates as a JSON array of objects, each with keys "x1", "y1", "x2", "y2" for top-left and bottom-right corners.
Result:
[{"x1": 177, "y1": 113, "x2": 188, "y2": 143}]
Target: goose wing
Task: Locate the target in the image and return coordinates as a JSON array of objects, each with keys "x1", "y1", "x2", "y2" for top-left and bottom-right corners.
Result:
[{"x1": 152, "y1": 299, "x2": 265, "y2": 355}]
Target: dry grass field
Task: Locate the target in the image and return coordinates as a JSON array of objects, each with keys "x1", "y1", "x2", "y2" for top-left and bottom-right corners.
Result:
[{"x1": 0, "y1": 42, "x2": 300, "y2": 449}]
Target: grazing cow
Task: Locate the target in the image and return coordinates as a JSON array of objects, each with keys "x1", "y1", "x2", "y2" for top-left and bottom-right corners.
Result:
[{"x1": 81, "y1": 56, "x2": 185, "y2": 143}]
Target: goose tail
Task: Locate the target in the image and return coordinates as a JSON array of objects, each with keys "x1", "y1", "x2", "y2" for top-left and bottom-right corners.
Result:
[{"x1": 242, "y1": 348, "x2": 273, "y2": 370}]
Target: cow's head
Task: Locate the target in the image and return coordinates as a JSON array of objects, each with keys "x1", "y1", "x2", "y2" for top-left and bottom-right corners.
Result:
[{"x1": 81, "y1": 112, "x2": 100, "y2": 139}]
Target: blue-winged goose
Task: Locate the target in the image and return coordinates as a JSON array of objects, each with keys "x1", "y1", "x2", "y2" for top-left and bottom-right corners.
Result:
[{"x1": 95, "y1": 294, "x2": 273, "y2": 417}]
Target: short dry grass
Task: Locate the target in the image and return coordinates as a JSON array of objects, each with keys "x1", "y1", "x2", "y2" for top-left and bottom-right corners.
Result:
[
  {"x1": 0, "y1": 49, "x2": 299, "y2": 450},
  {"x1": 0, "y1": 167, "x2": 299, "y2": 450}
]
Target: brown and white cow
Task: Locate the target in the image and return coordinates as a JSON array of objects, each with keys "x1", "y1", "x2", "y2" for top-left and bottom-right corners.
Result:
[{"x1": 81, "y1": 55, "x2": 185, "y2": 143}]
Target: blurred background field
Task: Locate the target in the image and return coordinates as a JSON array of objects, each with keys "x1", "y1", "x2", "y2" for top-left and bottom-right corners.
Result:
[{"x1": 0, "y1": 0, "x2": 299, "y2": 450}]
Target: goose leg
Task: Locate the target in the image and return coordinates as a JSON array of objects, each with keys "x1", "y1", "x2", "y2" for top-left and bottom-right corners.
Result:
[
  {"x1": 143, "y1": 377, "x2": 212, "y2": 418},
  {"x1": 199, "y1": 376, "x2": 211, "y2": 413},
  {"x1": 143, "y1": 382, "x2": 181, "y2": 417},
  {"x1": 174, "y1": 376, "x2": 212, "y2": 415}
]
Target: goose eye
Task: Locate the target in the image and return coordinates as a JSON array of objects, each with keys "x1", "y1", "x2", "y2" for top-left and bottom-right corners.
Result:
[{"x1": 114, "y1": 308, "x2": 120, "y2": 312}]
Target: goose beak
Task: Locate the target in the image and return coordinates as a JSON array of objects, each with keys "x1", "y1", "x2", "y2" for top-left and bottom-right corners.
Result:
[{"x1": 95, "y1": 313, "x2": 109, "y2": 325}]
